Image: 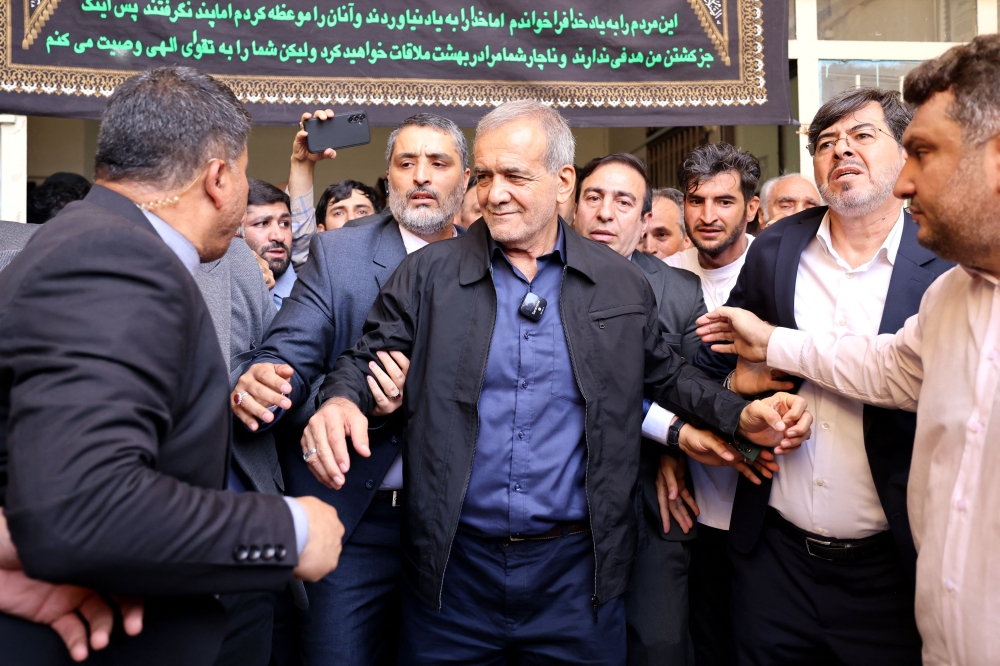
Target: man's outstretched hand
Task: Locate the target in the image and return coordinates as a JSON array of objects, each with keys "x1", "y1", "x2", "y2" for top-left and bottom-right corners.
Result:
[
  {"x1": 737, "y1": 392, "x2": 813, "y2": 455},
  {"x1": 695, "y1": 307, "x2": 776, "y2": 363},
  {"x1": 301, "y1": 397, "x2": 371, "y2": 489}
]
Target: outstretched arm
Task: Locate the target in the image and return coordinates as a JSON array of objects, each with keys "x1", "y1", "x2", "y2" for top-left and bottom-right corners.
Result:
[{"x1": 697, "y1": 305, "x2": 924, "y2": 412}]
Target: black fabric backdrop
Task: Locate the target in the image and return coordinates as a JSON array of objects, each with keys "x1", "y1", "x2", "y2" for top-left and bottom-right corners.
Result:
[{"x1": 2, "y1": 0, "x2": 790, "y2": 126}]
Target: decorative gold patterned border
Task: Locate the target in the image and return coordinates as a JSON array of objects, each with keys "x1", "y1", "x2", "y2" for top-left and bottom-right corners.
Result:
[
  {"x1": 1, "y1": 0, "x2": 769, "y2": 111},
  {"x1": 22, "y1": 0, "x2": 62, "y2": 50},
  {"x1": 688, "y1": 0, "x2": 730, "y2": 67}
]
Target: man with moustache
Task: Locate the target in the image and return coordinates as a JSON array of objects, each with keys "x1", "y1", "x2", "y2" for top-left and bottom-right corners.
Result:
[
  {"x1": 231, "y1": 112, "x2": 469, "y2": 665},
  {"x1": 303, "y1": 100, "x2": 812, "y2": 664},
  {"x1": 639, "y1": 188, "x2": 691, "y2": 259},
  {"x1": 693, "y1": 87, "x2": 954, "y2": 664},
  {"x1": 697, "y1": 35, "x2": 1000, "y2": 664},
  {"x1": 758, "y1": 173, "x2": 822, "y2": 229},
  {"x1": 660, "y1": 142, "x2": 761, "y2": 666},
  {"x1": 241, "y1": 179, "x2": 296, "y2": 310},
  {"x1": 574, "y1": 153, "x2": 761, "y2": 665}
]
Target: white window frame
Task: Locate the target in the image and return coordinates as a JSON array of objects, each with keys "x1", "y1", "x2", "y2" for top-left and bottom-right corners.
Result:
[{"x1": 788, "y1": 0, "x2": 997, "y2": 182}]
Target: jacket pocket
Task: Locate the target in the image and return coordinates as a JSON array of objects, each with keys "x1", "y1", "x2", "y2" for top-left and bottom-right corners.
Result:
[
  {"x1": 660, "y1": 332, "x2": 682, "y2": 351},
  {"x1": 588, "y1": 304, "x2": 645, "y2": 327}
]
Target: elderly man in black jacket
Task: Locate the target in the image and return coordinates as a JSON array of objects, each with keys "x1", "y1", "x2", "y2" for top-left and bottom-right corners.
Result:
[{"x1": 304, "y1": 100, "x2": 813, "y2": 664}]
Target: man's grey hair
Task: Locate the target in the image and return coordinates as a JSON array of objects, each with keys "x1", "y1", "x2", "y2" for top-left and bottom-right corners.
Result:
[
  {"x1": 476, "y1": 100, "x2": 575, "y2": 173},
  {"x1": 759, "y1": 173, "x2": 803, "y2": 222},
  {"x1": 94, "y1": 66, "x2": 251, "y2": 189},
  {"x1": 385, "y1": 113, "x2": 469, "y2": 172},
  {"x1": 652, "y1": 187, "x2": 686, "y2": 239}
]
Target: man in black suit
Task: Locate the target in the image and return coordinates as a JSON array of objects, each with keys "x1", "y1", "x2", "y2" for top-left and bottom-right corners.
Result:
[
  {"x1": 694, "y1": 87, "x2": 954, "y2": 664},
  {"x1": 0, "y1": 66, "x2": 344, "y2": 665},
  {"x1": 573, "y1": 153, "x2": 706, "y2": 664},
  {"x1": 231, "y1": 111, "x2": 469, "y2": 665}
]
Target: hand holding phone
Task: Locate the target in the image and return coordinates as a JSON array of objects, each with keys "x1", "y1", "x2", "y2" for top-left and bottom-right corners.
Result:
[{"x1": 304, "y1": 111, "x2": 371, "y2": 153}]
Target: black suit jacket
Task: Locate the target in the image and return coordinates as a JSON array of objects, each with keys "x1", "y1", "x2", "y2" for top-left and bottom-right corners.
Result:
[
  {"x1": 693, "y1": 206, "x2": 953, "y2": 576},
  {"x1": 0, "y1": 187, "x2": 297, "y2": 660},
  {"x1": 633, "y1": 250, "x2": 707, "y2": 543}
]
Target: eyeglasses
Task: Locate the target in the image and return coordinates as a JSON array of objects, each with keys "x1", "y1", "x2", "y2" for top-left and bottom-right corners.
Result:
[{"x1": 808, "y1": 126, "x2": 898, "y2": 157}]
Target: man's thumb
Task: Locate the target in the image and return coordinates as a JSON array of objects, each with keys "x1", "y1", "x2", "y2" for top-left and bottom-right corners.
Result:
[{"x1": 756, "y1": 401, "x2": 786, "y2": 432}]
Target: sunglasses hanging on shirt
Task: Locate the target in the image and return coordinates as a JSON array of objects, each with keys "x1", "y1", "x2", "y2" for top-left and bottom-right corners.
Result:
[{"x1": 519, "y1": 292, "x2": 547, "y2": 322}]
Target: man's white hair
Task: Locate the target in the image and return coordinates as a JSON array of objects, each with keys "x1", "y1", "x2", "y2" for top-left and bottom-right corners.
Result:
[
  {"x1": 476, "y1": 100, "x2": 576, "y2": 174},
  {"x1": 760, "y1": 173, "x2": 805, "y2": 222}
]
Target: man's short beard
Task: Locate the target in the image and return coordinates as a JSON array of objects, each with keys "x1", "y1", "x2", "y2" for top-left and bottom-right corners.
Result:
[
  {"x1": 259, "y1": 241, "x2": 291, "y2": 278},
  {"x1": 917, "y1": 150, "x2": 1000, "y2": 269},
  {"x1": 389, "y1": 182, "x2": 464, "y2": 236},
  {"x1": 689, "y1": 216, "x2": 747, "y2": 258},
  {"x1": 819, "y1": 155, "x2": 902, "y2": 218}
]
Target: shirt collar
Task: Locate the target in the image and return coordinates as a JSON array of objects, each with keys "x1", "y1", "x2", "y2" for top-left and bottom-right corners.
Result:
[
  {"x1": 815, "y1": 206, "x2": 905, "y2": 269},
  {"x1": 271, "y1": 263, "x2": 297, "y2": 298},
  {"x1": 488, "y1": 223, "x2": 567, "y2": 266},
  {"x1": 398, "y1": 223, "x2": 458, "y2": 255},
  {"x1": 141, "y1": 208, "x2": 200, "y2": 276}
]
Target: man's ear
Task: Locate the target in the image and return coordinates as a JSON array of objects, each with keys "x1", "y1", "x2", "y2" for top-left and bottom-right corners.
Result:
[
  {"x1": 555, "y1": 164, "x2": 576, "y2": 204},
  {"x1": 204, "y1": 159, "x2": 229, "y2": 211},
  {"x1": 641, "y1": 211, "x2": 652, "y2": 235},
  {"x1": 983, "y1": 134, "x2": 1000, "y2": 196},
  {"x1": 745, "y1": 195, "x2": 761, "y2": 222}
]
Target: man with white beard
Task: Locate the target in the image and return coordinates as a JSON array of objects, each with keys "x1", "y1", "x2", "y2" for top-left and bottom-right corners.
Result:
[
  {"x1": 692, "y1": 87, "x2": 954, "y2": 664},
  {"x1": 231, "y1": 113, "x2": 469, "y2": 665}
]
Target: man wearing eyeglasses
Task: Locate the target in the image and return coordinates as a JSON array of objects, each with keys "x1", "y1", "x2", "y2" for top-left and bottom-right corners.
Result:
[{"x1": 692, "y1": 87, "x2": 954, "y2": 664}]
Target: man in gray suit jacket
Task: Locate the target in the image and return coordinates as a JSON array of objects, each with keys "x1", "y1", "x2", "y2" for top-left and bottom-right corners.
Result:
[
  {"x1": 230, "y1": 112, "x2": 470, "y2": 665},
  {"x1": 0, "y1": 221, "x2": 39, "y2": 272},
  {"x1": 574, "y1": 154, "x2": 708, "y2": 665}
]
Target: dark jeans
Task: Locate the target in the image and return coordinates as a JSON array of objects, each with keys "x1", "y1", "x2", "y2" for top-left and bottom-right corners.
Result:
[
  {"x1": 730, "y1": 510, "x2": 921, "y2": 665},
  {"x1": 300, "y1": 495, "x2": 403, "y2": 666},
  {"x1": 400, "y1": 529, "x2": 626, "y2": 665},
  {"x1": 624, "y1": 515, "x2": 694, "y2": 665},
  {"x1": 689, "y1": 524, "x2": 734, "y2": 666}
]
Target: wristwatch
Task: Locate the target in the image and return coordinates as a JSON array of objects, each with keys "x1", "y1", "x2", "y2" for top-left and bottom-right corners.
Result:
[{"x1": 666, "y1": 417, "x2": 686, "y2": 449}]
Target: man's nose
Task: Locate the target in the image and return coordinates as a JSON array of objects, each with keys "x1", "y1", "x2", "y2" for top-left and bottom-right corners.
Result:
[
  {"x1": 597, "y1": 196, "x2": 615, "y2": 222},
  {"x1": 413, "y1": 159, "x2": 431, "y2": 185}
]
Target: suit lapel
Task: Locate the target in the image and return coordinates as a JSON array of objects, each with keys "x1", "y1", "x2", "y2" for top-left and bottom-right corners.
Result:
[
  {"x1": 773, "y1": 210, "x2": 824, "y2": 330},
  {"x1": 879, "y1": 212, "x2": 939, "y2": 334},
  {"x1": 373, "y1": 216, "x2": 407, "y2": 289}
]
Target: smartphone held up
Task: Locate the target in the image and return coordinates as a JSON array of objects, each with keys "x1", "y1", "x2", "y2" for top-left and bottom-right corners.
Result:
[{"x1": 304, "y1": 111, "x2": 371, "y2": 153}]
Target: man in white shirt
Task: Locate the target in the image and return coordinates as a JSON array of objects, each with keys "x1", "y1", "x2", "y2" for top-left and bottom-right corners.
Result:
[
  {"x1": 660, "y1": 142, "x2": 761, "y2": 666},
  {"x1": 694, "y1": 87, "x2": 956, "y2": 664},
  {"x1": 697, "y1": 36, "x2": 1000, "y2": 666}
]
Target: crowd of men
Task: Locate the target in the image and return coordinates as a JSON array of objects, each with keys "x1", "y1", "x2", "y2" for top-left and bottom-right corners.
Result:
[{"x1": 0, "y1": 33, "x2": 998, "y2": 666}]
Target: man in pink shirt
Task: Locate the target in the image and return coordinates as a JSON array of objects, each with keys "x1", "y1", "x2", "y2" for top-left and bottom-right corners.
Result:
[{"x1": 697, "y1": 35, "x2": 1000, "y2": 666}]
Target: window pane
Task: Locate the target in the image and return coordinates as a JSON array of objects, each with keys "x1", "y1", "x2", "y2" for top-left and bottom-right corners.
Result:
[
  {"x1": 819, "y1": 60, "x2": 921, "y2": 104},
  {"x1": 789, "y1": 0, "x2": 796, "y2": 40},
  {"x1": 817, "y1": 0, "x2": 976, "y2": 41}
]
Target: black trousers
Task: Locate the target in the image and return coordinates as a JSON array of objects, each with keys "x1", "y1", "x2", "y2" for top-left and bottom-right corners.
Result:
[
  {"x1": 729, "y1": 510, "x2": 921, "y2": 666},
  {"x1": 624, "y1": 508, "x2": 695, "y2": 666},
  {"x1": 689, "y1": 524, "x2": 734, "y2": 666},
  {"x1": 215, "y1": 592, "x2": 276, "y2": 666}
]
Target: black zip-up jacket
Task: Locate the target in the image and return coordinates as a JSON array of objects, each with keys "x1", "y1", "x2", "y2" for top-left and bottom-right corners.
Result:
[{"x1": 319, "y1": 218, "x2": 750, "y2": 609}]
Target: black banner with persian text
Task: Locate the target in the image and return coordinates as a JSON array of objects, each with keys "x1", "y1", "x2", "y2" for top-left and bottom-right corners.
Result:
[{"x1": 2, "y1": 0, "x2": 790, "y2": 126}]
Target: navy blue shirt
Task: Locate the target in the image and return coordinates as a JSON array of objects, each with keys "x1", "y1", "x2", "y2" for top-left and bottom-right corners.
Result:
[{"x1": 459, "y1": 227, "x2": 589, "y2": 537}]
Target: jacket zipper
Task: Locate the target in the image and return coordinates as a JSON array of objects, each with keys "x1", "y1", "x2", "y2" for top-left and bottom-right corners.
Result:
[
  {"x1": 437, "y1": 264, "x2": 498, "y2": 610},
  {"x1": 558, "y1": 265, "x2": 600, "y2": 619}
]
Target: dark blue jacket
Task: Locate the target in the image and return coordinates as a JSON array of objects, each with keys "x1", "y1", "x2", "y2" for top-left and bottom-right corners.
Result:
[{"x1": 693, "y1": 206, "x2": 953, "y2": 576}]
